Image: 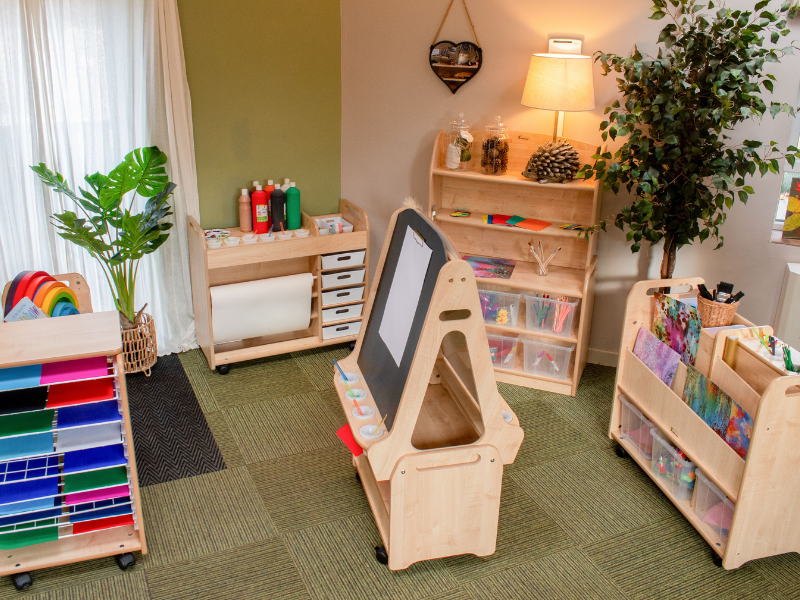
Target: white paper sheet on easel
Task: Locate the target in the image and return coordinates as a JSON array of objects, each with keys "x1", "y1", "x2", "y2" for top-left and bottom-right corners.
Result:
[{"x1": 379, "y1": 226, "x2": 432, "y2": 366}]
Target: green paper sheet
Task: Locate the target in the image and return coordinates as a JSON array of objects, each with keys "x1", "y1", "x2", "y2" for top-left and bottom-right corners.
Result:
[
  {"x1": 506, "y1": 215, "x2": 525, "y2": 226},
  {"x1": 0, "y1": 410, "x2": 54, "y2": 438},
  {"x1": 0, "y1": 521, "x2": 58, "y2": 549},
  {"x1": 63, "y1": 466, "x2": 127, "y2": 494}
]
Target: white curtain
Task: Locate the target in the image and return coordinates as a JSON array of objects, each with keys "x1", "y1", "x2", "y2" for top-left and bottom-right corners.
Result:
[{"x1": 0, "y1": 0, "x2": 198, "y2": 354}]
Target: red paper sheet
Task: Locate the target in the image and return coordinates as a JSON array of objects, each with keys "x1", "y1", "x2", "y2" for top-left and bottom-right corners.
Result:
[
  {"x1": 71, "y1": 513, "x2": 134, "y2": 535},
  {"x1": 336, "y1": 424, "x2": 363, "y2": 457},
  {"x1": 516, "y1": 218, "x2": 551, "y2": 231},
  {"x1": 491, "y1": 214, "x2": 512, "y2": 225},
  {"x1": 48, "y1": 378, "x2": 115, "y2": 408}
]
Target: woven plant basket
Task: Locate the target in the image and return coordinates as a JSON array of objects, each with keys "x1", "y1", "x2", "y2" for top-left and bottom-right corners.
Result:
[
  {"x1": 121, "y1": 313, "x2": 157, "y2": 376},
  {"x1": 697, "y1": 295, "x2": 739, "y2": 328}
]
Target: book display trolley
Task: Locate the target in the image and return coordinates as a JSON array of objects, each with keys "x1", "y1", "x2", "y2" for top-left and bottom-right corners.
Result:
[
  {"x1": 610, "y1": 278, "x2": 800, "y2": 570},
  {"x1": 0, "y1": 312, "x2": 145, "y2": 590}
]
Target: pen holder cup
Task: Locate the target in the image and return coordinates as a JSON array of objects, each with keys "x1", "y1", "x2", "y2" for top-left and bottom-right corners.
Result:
[{"x1": 697, "y1": 294, "x2": 739, "y2": 327}]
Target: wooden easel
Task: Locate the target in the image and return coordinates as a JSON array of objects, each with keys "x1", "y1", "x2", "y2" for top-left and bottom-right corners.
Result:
[{"x1": 333, "y1": 207, "x2": 523, "y2": 570}]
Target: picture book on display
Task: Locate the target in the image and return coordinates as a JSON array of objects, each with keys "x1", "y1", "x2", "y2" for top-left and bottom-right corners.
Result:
[
  {"x1": 463, "y1": 256, "x2": 516, "y2": 279},
  {"x1": 653, "y1": 292, "x2": 701, "y2": 366},
  {"x1": 632, "y1": 328, "x2": 680, "y2": 387}
]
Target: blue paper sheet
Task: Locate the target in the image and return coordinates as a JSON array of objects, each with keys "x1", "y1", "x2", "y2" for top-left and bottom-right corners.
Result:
[
  {"x1": 0, "y1": 476, "x2": 58, "y2": 506},
  {"x1": 69, "y1": 502, "x2": 131, "y2": 523},
  {"x1": 63, "y1": 444, "x2": 126, "y2": 474},
  {"x1": 0, "y1": 456, "x2": 60, "y2": 483},
  {"x1": 0, "y1": 432, "x2": 54, "y2": 462},
  {"x1": 0, "y1": 499, "x2": 62, "y2": 526},
  {"x1": 57, "y1": 400, "x2": 121, "y2": 429},
  {"x1": 0, "y1": 365, "x2": 42, "y2": 392}
]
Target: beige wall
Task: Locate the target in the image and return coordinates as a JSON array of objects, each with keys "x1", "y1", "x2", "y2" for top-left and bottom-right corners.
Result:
[
  {"x1": 341, "y1": 0, "x2": 800, "y2": 363},
  {"x1": 179, "y1": 0, "x2": 341, "y2": 229}
]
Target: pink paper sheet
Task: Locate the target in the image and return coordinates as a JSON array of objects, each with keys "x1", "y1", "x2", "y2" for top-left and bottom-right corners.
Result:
[
  {"x1": 65, "y1": 484, "x2": 129, "y2": 505},
  {"x1": 40, "y1": 356, "x2": 109, "y2": 385}
]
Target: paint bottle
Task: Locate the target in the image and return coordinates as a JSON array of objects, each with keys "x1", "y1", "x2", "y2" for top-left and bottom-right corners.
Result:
[
  {"x1": 286, "y1": 182, "x2": 301, "y2": 230},
  {"x1": 249, "y1": 180, "x2": 260, "y2": 195},
  {"x1": 264, "y1": 179, "x2": 275, "y2": 230},
  {"x1": 251, "y1": 184, "x2": 269, "y2": 234},
  {"x1": 238, "y1": 188, "x2": 252, "y2": 232},
  {"x1": 271, "y1": 184, "x2": 287, "y2": 232}
]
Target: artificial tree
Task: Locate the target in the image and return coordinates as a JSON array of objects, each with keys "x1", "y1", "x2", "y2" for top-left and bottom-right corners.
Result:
[
  {"x1": 578, "y1": 0, "x2": 800, "y2": 278},
  {"x1": 31, "y1": 147, "x2": 175, "y2": 329}
]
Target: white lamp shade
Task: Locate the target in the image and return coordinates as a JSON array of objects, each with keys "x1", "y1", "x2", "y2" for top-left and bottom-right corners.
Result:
[{"x1": 521, "y1": 53, "x2": 595, "y2": 112}]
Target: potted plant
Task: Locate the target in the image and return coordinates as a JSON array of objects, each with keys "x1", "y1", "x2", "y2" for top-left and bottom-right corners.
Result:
[
  {"x1": 31, "y1": 146, "x2": 175, "y2": 374},
  {"x1": 578, "y1": 0, "x2": 800, "y2": 278}
]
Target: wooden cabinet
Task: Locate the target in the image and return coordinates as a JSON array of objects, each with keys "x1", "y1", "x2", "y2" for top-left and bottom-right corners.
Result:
[{"x1": 428, "y1": 130, "x2": 602, "y2": 396}]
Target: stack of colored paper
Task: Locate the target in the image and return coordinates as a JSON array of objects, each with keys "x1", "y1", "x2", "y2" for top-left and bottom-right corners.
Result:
[{"x1": 480, "y1": 214, "x2": 552, "y2": 231}]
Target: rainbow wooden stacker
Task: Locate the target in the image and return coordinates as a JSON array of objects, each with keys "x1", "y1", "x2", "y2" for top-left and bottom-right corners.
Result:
[{"x1": 333, "y1": 207, "x2": 523, "y2": 570}]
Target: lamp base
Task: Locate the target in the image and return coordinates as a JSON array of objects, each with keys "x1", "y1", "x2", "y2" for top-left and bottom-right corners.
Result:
[{"x1": 552, "y1": 111, "x2": 565, "y2": 142}]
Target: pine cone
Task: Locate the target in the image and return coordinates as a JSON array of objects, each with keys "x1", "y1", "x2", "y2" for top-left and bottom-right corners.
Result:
[{"x1": 521, "y1": 140, "x2": 581, "y2": 183}]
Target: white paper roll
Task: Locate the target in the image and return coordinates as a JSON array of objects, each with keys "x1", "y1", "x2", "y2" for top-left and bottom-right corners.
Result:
[{"x1": 210, "y1": 273, "x2": 313, "y2": 343}]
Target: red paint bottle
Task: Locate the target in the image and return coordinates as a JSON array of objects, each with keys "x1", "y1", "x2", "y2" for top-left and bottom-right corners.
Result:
[{"x1": 251, "y1": 184, "x2": 269, "y2": 234}]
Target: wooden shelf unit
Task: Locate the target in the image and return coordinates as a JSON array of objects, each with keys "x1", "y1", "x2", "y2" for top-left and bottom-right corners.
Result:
[
  {"x1": 428, "y1": 130, "x2": 603, "y2": 396},
  {"x1": 610, "y1": 278, "x2": 800, "y2": 569},
  {"x1": 0, "y1": 311, "x2": 146, "y2": 578},
  {"x1": 188, "y1": 200, "x2": 370, "y2": 370}
]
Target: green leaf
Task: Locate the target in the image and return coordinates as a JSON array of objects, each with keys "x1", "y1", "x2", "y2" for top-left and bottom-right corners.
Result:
[{"x1": 128, "y1": 146, "x2": 168, "y2": 198}]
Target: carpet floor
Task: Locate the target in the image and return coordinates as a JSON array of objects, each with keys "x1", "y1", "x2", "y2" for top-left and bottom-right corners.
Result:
[{"x1": 5, "y1": 345, "x2": 800, "y2": 599}]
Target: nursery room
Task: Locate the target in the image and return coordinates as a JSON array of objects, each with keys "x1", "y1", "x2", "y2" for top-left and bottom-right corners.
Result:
[{"x1": 2, "y1": 0, "x2": 800, "y2": 597}]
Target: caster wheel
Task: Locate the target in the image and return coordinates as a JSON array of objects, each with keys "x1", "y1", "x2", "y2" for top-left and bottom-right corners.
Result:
[
  {"x1": 712, "y1": 553, "x2": 723, "y2": 568},
  {"x1": 115, "y1": 553, "x2": 136, "y2": 571},
  {"x1": 12, "y1": 572, "x2": 32, "y2": 591},
  {"x1": 355, "y1": 472, "x2": 361, "y2": 482},
  {"x1": 615, "y1": 444, "x2": 629, "y2": 459},
  {"x1": 216, "y1": 365, "x2": 230, "y2": 375},
  {"x1": 349, "y1": 341, "x2": 356, "y2": 351},
  {"x1": 375, "y1": 545, "x2": 388, "y2": 565}
]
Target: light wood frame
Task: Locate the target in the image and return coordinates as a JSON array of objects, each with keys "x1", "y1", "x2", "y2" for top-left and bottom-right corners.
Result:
[
  {"x1": 187, "y1": 200, "x2": 370, "y2": 369},
  {"x1": 610, "y1": 278, "x2": 800, "y2": 569},
  {"x1": 427, "y1": 130, "x2": 604, "y2": 396},
  {"x1": 333, "y1": 208, "x2": 523, "y2": 570}
]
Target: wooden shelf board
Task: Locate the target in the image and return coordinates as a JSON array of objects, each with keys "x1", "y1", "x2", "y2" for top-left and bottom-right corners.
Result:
[
  {"x1": 0, "y1": 525, "x2": 142, "y2": 576},
  {"x1": 612, "y1": 432, "x2": 726, "y2": 558},
  {"x1": 320, "y1": 263, "x2": 366, "y2": 274},
  {"x1": 474, "y1": 261, "x2": 586, "y2": 297},
  {"x1": 432, "y1": 167, "x2": 596, "y2": 190},
  {"x1": 438, "y1": 213, "x2": 586, "y2": 240},
  {"x1": 321, "y1": 316, "x2": 363, "y2": 327},
  {"x1": 431, "y1": 63, "x2": 478, "y2": 69},
  {"x1": 484, "y1": 322, "x2": 577, "y2": 344},
  {"x1": 494, "y1": 369, "x2": 572, "y2": 394},
  {"x1": 321, "y1": 299, "x2": 366, "y2": 310},
  {"x1": 214, "y1": 335, "x2": 354, "y2": 364}
]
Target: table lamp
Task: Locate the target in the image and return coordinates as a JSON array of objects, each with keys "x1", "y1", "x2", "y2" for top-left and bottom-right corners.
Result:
[{"x1": 521, "y1": 53, "x2": 595, "y2": 141}]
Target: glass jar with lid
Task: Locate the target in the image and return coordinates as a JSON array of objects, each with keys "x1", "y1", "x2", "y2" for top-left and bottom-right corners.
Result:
[
  {"x1": 481, "y1": 115, "x2": 509, "y2": 175},
  {"x1": 445, "y1": 112, "x2": 474, "y2": 170}
]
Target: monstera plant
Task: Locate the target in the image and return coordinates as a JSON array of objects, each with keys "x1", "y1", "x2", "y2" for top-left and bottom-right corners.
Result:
[
  {"x1": 31, "y1": 147, "x2": 175, "y2": 329},
  {"x1": 578, "y1": 0, "x2": 800, "y2": 278}
]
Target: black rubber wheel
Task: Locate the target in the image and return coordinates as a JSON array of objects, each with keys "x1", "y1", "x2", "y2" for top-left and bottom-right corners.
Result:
[
  {"x1": 355, "y1": 472, "x2": 361, "y2": 482},
  {"x1": 712, "y1": 553, "x2": 723, "y2": 568},
  {"x1": 614, "y1": 444, "x2": 629, "y2": 459},
  {"x1": 349, "y1": 341, "x2": 356, "y2": 351},
  {"x1": 12, "y1": 572, "x2": 32, "y2": 591},
  {"x1": 216, "y1": 364, "x2": 230, "y2": 375},
  {"x1": 115, "y1": 553, "x2": 136, "y2": 571},
  {"x1": 375, "y1": 545, "x2": 388, "y2": 565}
]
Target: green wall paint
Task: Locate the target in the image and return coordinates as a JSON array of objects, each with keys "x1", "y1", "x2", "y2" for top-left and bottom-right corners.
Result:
[{"x1": 178, "y1": 0, "x2": 341, "y2": 228}]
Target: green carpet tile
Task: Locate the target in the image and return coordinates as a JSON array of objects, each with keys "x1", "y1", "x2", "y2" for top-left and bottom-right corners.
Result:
[{"x1": 10, "y1": 348, "x2": 800, "y2": 599}]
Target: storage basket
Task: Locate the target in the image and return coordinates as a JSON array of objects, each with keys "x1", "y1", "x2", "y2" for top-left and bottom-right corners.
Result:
[
  {"x1": 121, "y1": 313, "x2": 157, "y2": 376},
  {"x1": 696, "y1": 294, "x2": 739, "y2": 327}
]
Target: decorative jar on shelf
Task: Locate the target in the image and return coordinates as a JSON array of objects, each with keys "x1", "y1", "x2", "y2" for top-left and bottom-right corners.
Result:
[
  {"x1": 445, "y1": 112, "x2": 474, "y2": 171},
  {"x1": 481, "y1": 115, "x2": 509, "y2": 175}
]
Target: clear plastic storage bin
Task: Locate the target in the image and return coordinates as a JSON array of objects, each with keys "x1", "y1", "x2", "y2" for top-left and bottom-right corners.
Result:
[
  {"x1": 478, "y1": 289, "x2": 521, "y2": 328},
  {"x1": 619, "y1": 394, "x2": 657, "y2": 459},
  {"x1": 524, "y1": 293, "x2": 580, "y2": 337},
  {"x1": 487, "y1": 334, "x2": 519, "y2": 368},
  {"x1": 522, "y1": 338, "x2": 574, "y2": 380},
  {"x1": 694, "y1": 470, "x2": 735, "y2": 548},
  {"x1": 650, "y1": 428, "x2": 696, "y2": 501}
]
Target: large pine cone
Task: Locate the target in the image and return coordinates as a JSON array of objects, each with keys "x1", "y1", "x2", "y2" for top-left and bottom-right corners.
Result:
[{"x1": 521, "y1": 140, "x2": 581, "y2": 183}]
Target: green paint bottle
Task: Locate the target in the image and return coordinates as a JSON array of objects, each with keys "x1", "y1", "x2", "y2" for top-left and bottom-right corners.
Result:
[{"x1": 286, "y1": 182, "x2": 301, "y2": 230}]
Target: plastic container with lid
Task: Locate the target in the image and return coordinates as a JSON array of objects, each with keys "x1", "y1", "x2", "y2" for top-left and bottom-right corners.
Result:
[
  {"x1": 481, "y1": 115, "x2": 509, "y2": 175},
  {"x1": 446, "y1": 112, "x2": 474, "y2": 171}
]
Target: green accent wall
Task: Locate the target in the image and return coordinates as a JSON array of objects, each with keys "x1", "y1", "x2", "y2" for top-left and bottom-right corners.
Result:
[{"x1": 177, "y1": 0, "x2": 341, "y2": 228}]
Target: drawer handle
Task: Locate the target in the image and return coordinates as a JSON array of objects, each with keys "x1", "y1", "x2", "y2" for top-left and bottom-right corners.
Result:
[
  {"x1": 336, "y1": 309, "x2": 348, "y2": 314},
  {"x1": 337, "y1": 274, "x2": 351, "y2": 280},
  {"x1": 337, "y1": 292, "x2": 349, "y2": 297},
  {"x1": 336, "y1": 326, "x2": 348, "y2": 331},
  {"x1": 337, "y1": 255, "x2": 351, "y2": 261}
]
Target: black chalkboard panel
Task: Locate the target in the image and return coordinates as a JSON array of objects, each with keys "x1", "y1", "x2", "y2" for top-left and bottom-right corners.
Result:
[{"x1": 357, "y1": 209, "x2": 449, "y2": 431}]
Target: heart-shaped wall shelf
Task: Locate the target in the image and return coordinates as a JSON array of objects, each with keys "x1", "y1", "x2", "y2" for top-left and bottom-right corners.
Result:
[{"x1": 429, "y1": 41, "x2": 482, "y2": 94}]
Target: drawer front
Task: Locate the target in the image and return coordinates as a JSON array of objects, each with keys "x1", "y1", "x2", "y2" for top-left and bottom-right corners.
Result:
[
  {"x1": 321, "y1": 268, "x2": 366, "y2": 289},
  {"x1": 321, "y1": 286, "x2": 365, "y2": 307},
  {"x1": 322, "y1": 321, "x2": 362, "y2": 340},
  {"x1": 322, "y1": 304, "x2": 363, "y2": 324},
  {"x1": 321, "y1": 249, "x2": 366, "y2": 270}
]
